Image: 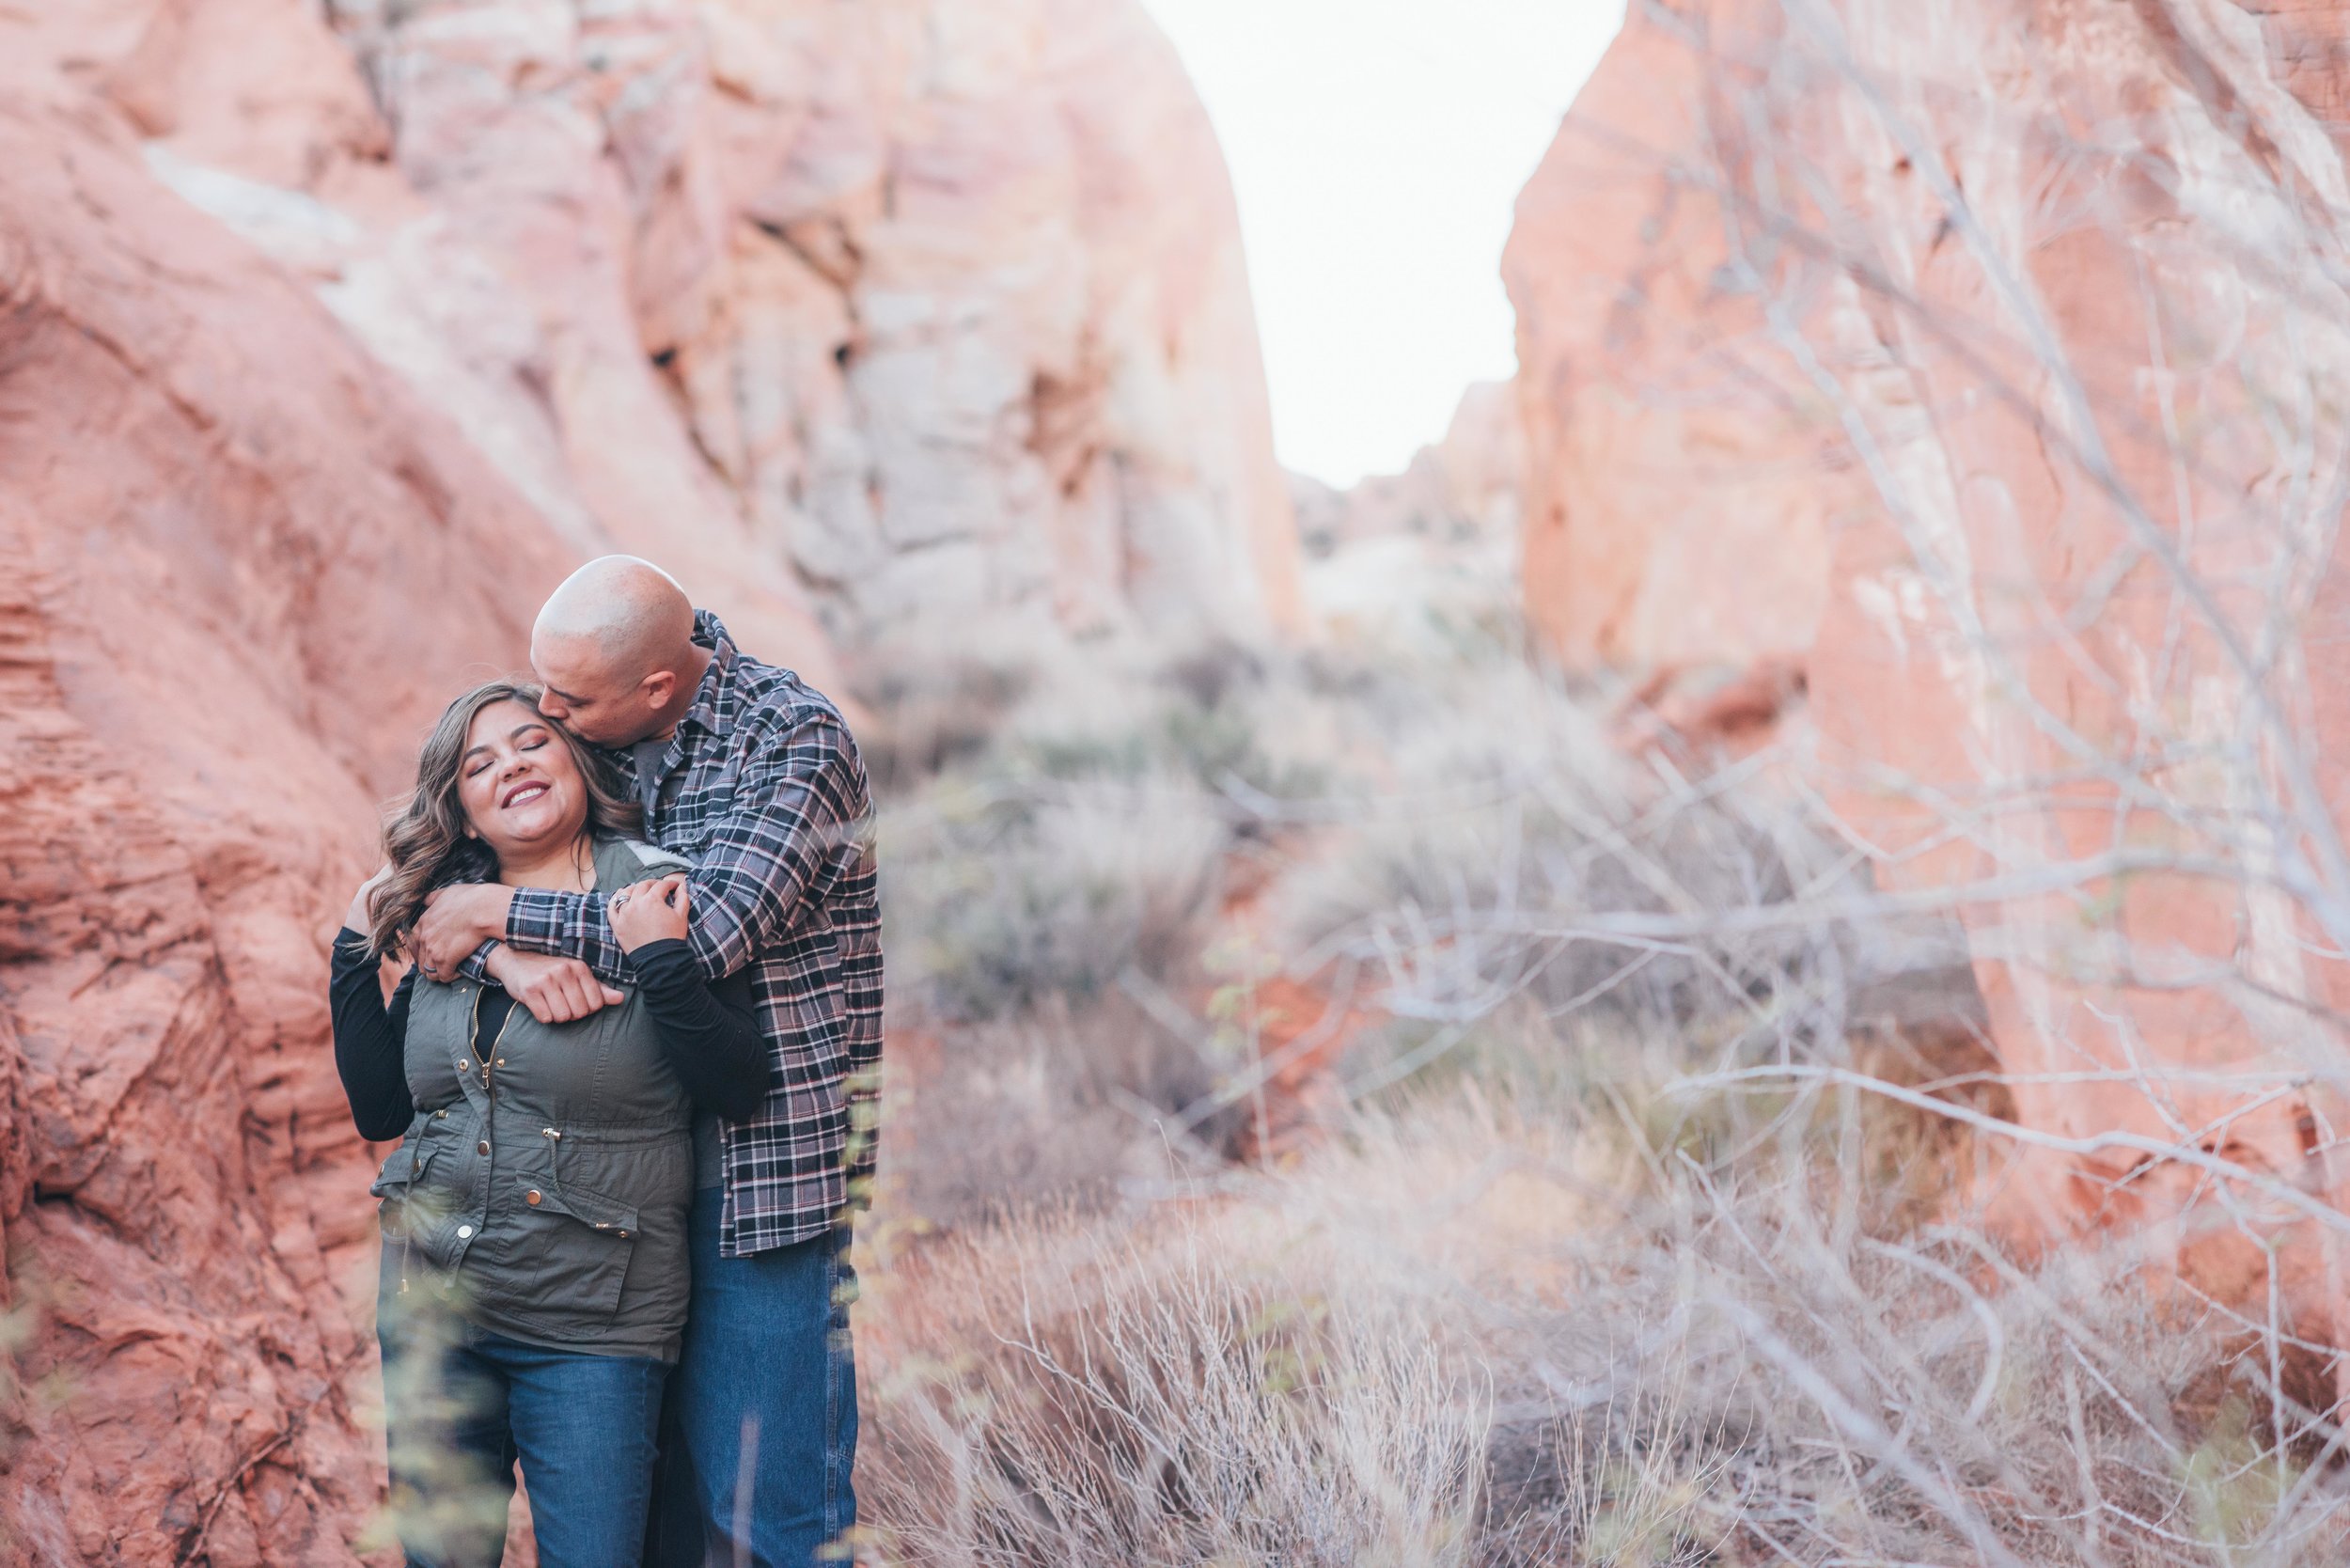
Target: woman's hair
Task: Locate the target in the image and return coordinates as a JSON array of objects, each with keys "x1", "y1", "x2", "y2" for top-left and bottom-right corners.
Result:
[{"x1": 363, "y1": 679, "x2": 642, "y2": 960}]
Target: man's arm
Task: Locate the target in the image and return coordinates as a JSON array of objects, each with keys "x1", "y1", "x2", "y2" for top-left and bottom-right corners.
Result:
[
  {"x1": 416, "y1": 886, "x2": 647, "y2": 994},
  {"x1": 504, "y1": 711, "x2": 869, "y2": 982}
]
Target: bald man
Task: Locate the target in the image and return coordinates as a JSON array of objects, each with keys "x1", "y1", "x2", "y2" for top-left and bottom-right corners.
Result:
[{"x1": 415, "y1": 557, "x2": 880, "y2": 1568}]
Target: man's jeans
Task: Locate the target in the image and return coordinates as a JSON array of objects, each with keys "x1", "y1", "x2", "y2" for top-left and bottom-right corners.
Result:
[
  {"x1": 646, "y1": 1186, "x2": 859, "y2": 1568},
  {"x1": 378, "y1": 1303, "x2": 667, "y2": 1568}
]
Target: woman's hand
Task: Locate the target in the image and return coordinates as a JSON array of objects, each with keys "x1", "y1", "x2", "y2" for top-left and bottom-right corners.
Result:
[
  {"x1": 344, "y1": 864, "x2": 394, "y2": 933},
  {"x1": 609, "y1": 874, "x2": 690, "y2": 952}
]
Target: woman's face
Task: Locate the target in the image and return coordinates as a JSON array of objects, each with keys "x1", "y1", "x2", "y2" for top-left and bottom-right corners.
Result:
[{"x1": 456, "y1": 699, "x2": 589, "y2": 864}]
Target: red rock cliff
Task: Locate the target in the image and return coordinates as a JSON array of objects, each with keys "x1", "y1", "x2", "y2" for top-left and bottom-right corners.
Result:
[
  {"x1": 0, "y1": 92, "x2": 575, "y2": 1563},
  {"x1": 1510, "y1": 0, "x2": 2350, "y2": 1344}
]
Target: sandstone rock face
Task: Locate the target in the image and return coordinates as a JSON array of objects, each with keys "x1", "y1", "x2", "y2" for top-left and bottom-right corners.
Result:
[
  {"x1": 1804, "y1": 0, "x2": 2350, "y2": 1334},
  {"x1": 1500, "y1": 4, "x2": 1841, "y2": 675},
  {"x1": 95, "y1": 0, "x2": 845, "y2": 684},
  {"x1": 1511, "y1": 0, "x2": 2350, "y2": 1342},
  {"x1": 0, "y1": 2, "x2": 1294, "y2": 1560},
  {"x1": 300, "y1": 0, "x2": 1301, "y2": 652}
]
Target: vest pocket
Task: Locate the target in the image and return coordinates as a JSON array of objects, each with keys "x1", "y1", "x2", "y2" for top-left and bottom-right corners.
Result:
[
  {"x1": 369, "y1": 1138, "x2": 433, "y2": 1198},
  {"x1": 494, "y1": 1177, "x2": 641, "y2": 1328},
  {"x1": 369, "y1": 1142, "x2": 447, "y2": 1239}
]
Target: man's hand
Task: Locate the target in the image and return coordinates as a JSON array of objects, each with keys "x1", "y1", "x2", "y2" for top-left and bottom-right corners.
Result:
[
  {"x1": 609, "y1": 875, "x2": 690, "y2": 952},
  {"x1": 483, "y1": 945, "x2": 624, "y2": 1024},
  {"x1": 415, "y1": 883, "x2": 517, "y2": 981}
]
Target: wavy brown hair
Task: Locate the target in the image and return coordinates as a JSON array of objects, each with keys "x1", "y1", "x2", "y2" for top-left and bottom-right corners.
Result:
[{"x1": 363, "y1": 680, "x2": 642, "y2": 960}]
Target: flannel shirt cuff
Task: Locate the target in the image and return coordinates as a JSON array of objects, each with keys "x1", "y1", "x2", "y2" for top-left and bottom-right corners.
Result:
[
  {"x1": 503, "y1": 886, "x2": 571, "y2": 953},
  {"x1": 455, "y1": 939, "x2": 500, "y2": 982}
]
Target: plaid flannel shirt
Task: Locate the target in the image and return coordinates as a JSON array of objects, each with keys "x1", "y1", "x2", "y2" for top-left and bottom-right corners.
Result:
[{"x1": 487, "y1": 611, "x2": 881, "y2": 1256}]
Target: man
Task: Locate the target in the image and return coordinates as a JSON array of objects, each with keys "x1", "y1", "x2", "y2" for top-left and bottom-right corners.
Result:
[{"x1": 414, "y1": 556, "x2": 881, "y2": 1568}]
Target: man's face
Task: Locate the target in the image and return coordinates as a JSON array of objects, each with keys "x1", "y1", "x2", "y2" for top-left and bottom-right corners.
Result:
[{"x1": 532, "y1": 633, "x2": 659, "y2": 747}]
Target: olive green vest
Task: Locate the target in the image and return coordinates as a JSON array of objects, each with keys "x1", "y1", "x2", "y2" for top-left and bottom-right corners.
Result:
[{"x1": 371, "y1": 837, "x2": 695, "y2": 1361}]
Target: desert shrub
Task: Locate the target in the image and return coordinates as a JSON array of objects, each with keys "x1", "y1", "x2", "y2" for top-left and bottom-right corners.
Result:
[
  {"x1": 1270, "y1": 691, "x2": 1922, "y2": 1114},
  {"x1": 884, "y1": 996, "x2": 1239, "y2": 1229},
  {"x1": 1290, "y1": 1056, "x2": 2350, "y2": 1568},
  {"x1": 857, "y1": 626, "x2": 1339, "y2": 804},
  {"x1": 1470, "y1": 1200, "x2": 2348, "y2": 1567},
  {"x1": 853, "y1": 621, "x2": 1058, "y2": 791},
  {"x1": 885, "y1": 780, "x2": 1229, "y2": 1023},
  {"x1": 1000, "y1": 647, "x2": 1339, "y2": 808}
]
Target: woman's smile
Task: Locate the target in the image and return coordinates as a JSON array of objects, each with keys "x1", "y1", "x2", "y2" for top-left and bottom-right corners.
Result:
[
  {"x1": 494, "y1": 771, "x2": 566, "y2": 832},
  {"x1": 485, "y1": 766, "x2": 570, "y2": 839}
]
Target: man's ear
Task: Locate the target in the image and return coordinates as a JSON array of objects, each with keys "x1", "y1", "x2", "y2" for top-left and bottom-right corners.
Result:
[{"x1": 640, "y1": 669, "x2": 676, "y2": 710}]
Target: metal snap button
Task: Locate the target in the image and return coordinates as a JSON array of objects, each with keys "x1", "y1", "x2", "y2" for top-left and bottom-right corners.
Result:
[
  {"x1": 456, "y1": 1059, "x2": 470, "y2": 1071},
  {"x1": 456, "y1": 1224, "x2": 474, "y2": 1239},
  {"x1": 477, "y1": 1141, "x2": 491, "y2": 1155},
  {"x1": 525, "y1": 1190, "x2": 542, "y2": 1206}
]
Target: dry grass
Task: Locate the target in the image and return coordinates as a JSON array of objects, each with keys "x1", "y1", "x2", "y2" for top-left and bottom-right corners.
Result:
[
  {"x1": 853, "y1": 625, "x2": 2350, "y2": 1566},
  {"x1": 862, "y1": 1051, "x2": 2350, "y2": 1565},
  {"x1": 864, "y1": 1209, "x2": 1484, "y2": 1567}
]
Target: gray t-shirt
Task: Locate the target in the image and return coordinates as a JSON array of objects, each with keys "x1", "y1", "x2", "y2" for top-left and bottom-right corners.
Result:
[{"x1": 633, "y1": 737, "x2": 667, "y2": 818}]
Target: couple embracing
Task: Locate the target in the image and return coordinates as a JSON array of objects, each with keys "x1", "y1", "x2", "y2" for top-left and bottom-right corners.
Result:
[{"x1": 327, "y1": 557, "x2": 880, "y2": 1567}]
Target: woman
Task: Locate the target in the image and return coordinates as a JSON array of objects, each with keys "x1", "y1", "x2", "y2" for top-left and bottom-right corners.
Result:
[{"x1": 328, "y1": 680, "x2": 769, "y2": 1567}]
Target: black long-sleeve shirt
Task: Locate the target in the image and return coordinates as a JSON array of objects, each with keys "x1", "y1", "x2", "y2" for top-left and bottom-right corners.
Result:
[{"x1": 329, "y1": 931, "x2": 771, "y2": 1144}]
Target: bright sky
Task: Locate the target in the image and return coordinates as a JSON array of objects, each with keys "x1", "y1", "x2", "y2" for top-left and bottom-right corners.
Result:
[{"x1": 1146, "y1": 0, "x2": 1626, "y2": 486}]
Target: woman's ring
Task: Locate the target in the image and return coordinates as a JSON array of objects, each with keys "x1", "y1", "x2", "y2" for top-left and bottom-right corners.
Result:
[{"x1": 611, "y1": 891, "x2": 631, "y2": 908}]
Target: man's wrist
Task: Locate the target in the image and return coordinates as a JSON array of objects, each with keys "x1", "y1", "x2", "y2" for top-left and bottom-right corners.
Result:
[{"x1": 479, "y1": 883, "x2": 517, "y2": 942}]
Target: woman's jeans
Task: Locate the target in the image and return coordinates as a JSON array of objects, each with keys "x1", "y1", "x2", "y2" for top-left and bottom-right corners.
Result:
[
  {"x1": 379, "y1": 1295, "x2": 667, "y2": 1568},
  {"x1": 645, "y1": 1185, "x2": 859, "y2": 1568}
]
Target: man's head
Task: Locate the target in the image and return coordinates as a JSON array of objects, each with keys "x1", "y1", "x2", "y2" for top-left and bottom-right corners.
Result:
[{"x1": 530, "y1": 556, "x2": 708, "y2": 747}]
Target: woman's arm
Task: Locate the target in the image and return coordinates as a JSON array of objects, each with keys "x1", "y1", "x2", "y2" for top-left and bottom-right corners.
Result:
[
  {"x1": 628, "y1": 940, "x2": 773, "y2": 1121},
  {"x1": 329, "y1": 930, "x2": 418, "y2": 1140}
]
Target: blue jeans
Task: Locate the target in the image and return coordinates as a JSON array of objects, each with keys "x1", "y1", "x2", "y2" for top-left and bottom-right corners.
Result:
[
  {"x1": 645, "y1": 1187, "x2": 858, "y2": 1568},
  {"x1": 379, "y1": 1293, "x2": 667, "y2": 1568}
]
